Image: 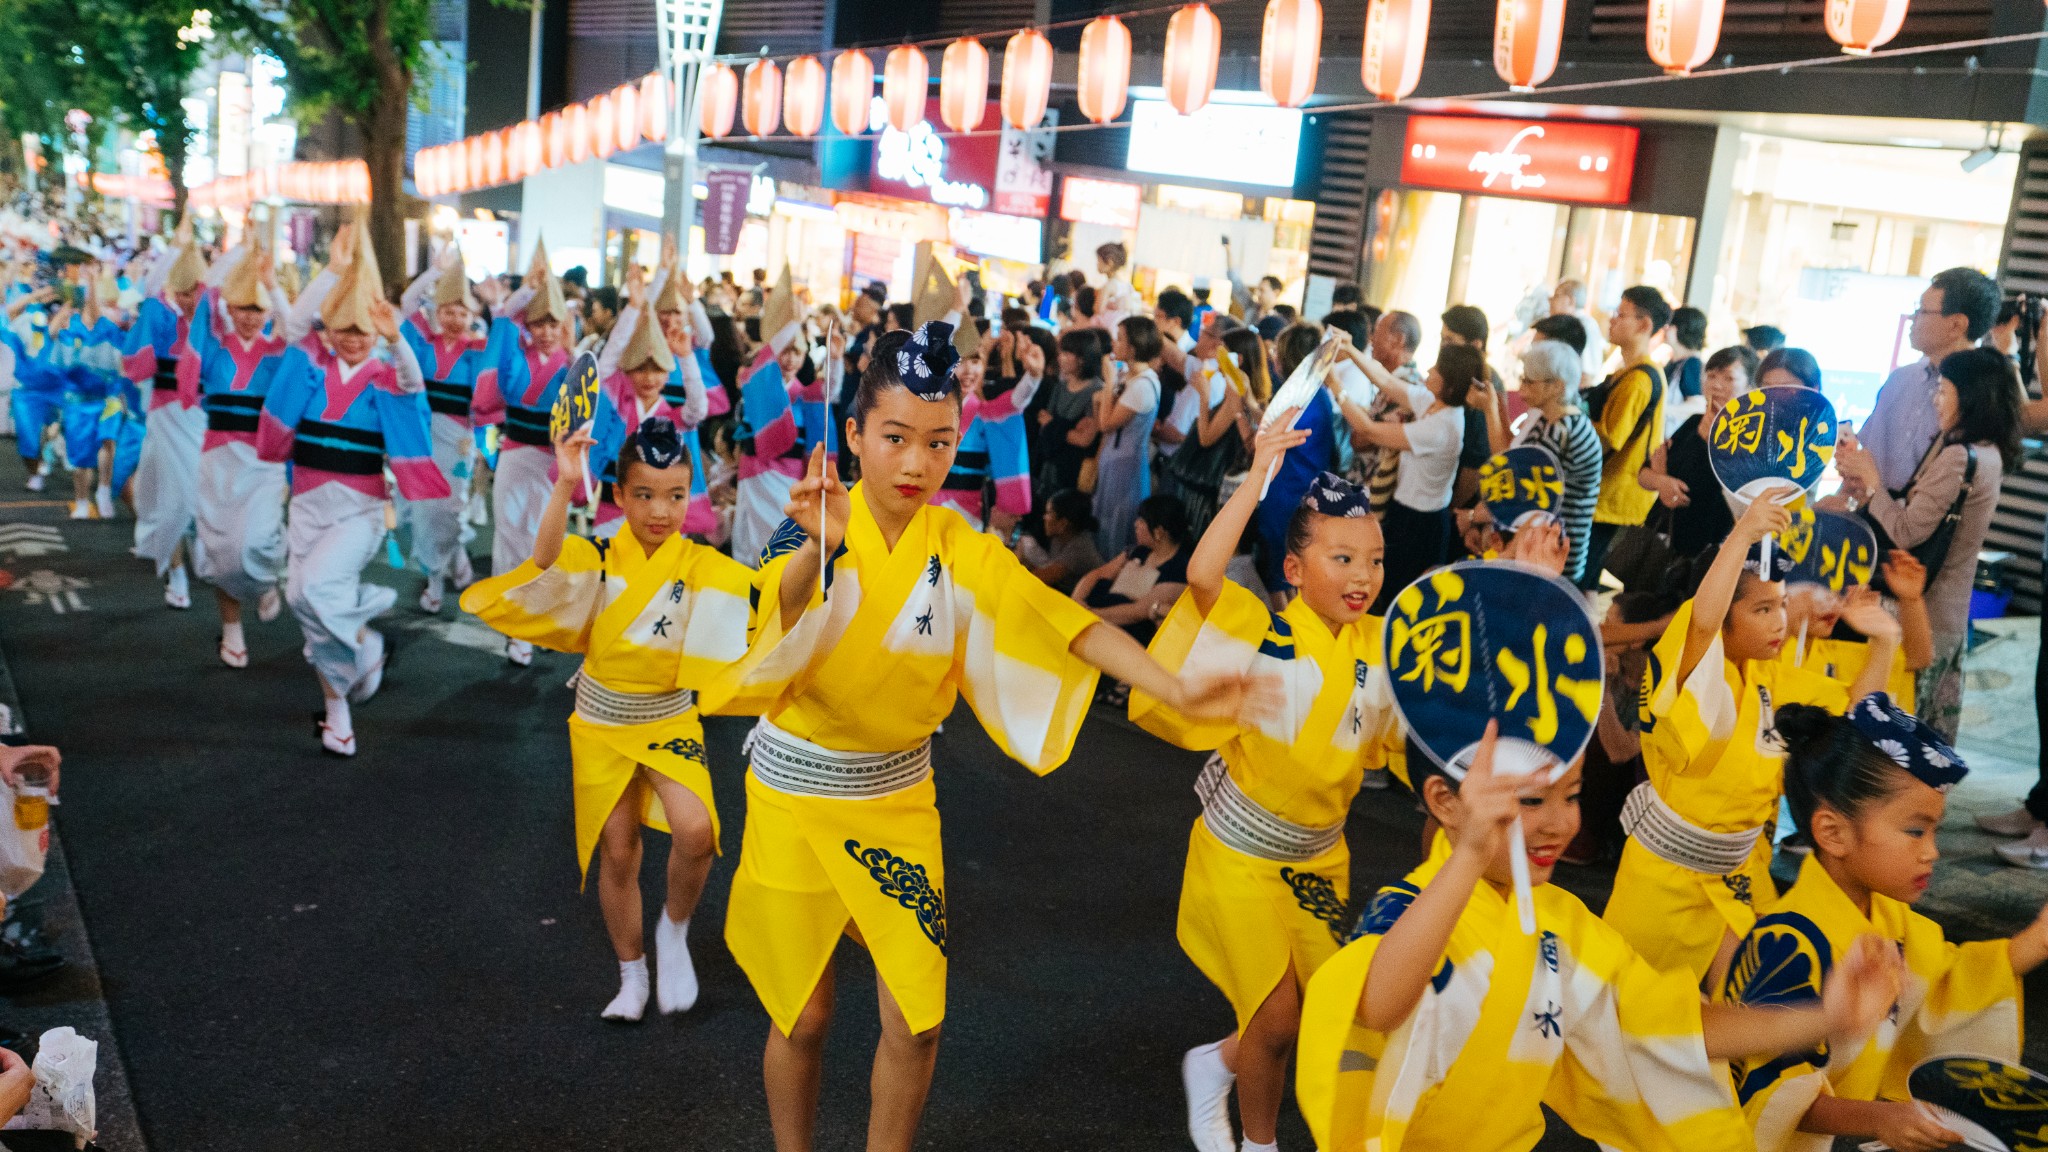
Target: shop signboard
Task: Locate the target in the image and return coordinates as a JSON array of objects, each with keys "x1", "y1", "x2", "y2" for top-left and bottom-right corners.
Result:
[
  {"x1": 703, "y1": 168, "x2": 752, "y2": 256},
  {"x1": 833, "y1": 194, "x2": 950, "y2": 245},
  {"x1": 1059, "y1": 176, "x2": 1142, "y2": 229},
  {"x1": 1399, "y1": 115, "x2": 1637, "y2": 206},
  {"x1": 948, "y1": 208, "x2": 1043, "y2": 264},
  {"x1": 1125, "y1": 99, "x2": 1303, "y2": 189},
  {"x1": 994, "y1": 114, "x2": 1055, "y2": 218},
  {"x1": 870, "y1": 97, "x2": 1002, "y2": 211}
]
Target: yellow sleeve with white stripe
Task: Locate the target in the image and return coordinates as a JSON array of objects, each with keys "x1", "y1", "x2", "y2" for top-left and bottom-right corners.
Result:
[
  {"x1": 458, "y1": 535, "x2": 605, "y2": 654},
  {"x1": 952, "y1": 529, "x2": 1103, "y2": 775},
  {"x1": 1128, "y1": 580, "x2": 1270, "y2": 751}
]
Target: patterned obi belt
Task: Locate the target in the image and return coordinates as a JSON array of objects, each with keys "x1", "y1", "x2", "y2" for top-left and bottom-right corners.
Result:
[
  {"x1": 1195, "y1": 753, "x2": 1345, "y2": 863},
  {"x1": 746, "y1": 716, "x2": 932, "y2": 800},
  {"x1": 571, "y1": 669, "x2": 697, "y2": 727},
  {"x1": 425, "y1": 377, "x2": 475, "y2": 419},
  {"x1": 502, "y1": 404, "x2": 552, "y2": 447},
  {"x1": 1620, "y1": 782, "x2": 1765, "y2": 875}
]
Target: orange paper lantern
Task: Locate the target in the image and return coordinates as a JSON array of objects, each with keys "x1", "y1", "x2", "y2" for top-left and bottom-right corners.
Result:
[
  {"x1": 613, "y1": 83, "x2": 641, "y2": 152},
  {"x1": 542, "y1": 111, "x2": 567, "y2": 169},
  {"x1": 591, "y1": 93, "x2": 618, "y2": 158},
  {"x1": 566, "y1": 102, "x2": 592, "y2": 163},
  {"x1": 1647, "y1": 0, "x2": 1723, "y2": 73},
  {"x1": 784, "y1": 55, "x2": 827, "y2": 137},
  {"x1": 465, "y1": 137, "x2": 486, "y2": 190},
  {"x1": 484, "y1": 129, "x2": 507, "y2": 184},
  {"x1": 743, "y1": 58, "x2": 782, "y2": 136},
  {"x1": 1076, "y1": 16, "x2": 1132, "y2": 125},
  {"x1": 1825, "y1": 0, "x2": 1909, "y2": 53},
  {"x1": 883, "y1": 46, "x2": 928, "y2": 133},
  {"x1": 1163, "y1": 4, "x2": 1222, "y2": 116},
  {"x1": 939, "y1": 39, "x2": 989, "y2": 132},
  {"x1": 414, "y1": 149, "x2": 436, "y2": 197},
  {"x1": 830, "y1": 51, "x2": 874, "y2": 136},
  {"x1": 1494, "y1": 0, "x2": 1567, "y2": 88},
  {"x1": 1261, "y1": 0, "x2": 1322, "y2": 107},
  {"x1": 1001, "y1": 29, "x2": 1054, "y2": 130},
  {"x1": 700, "y1": 62, "x2": 738, "y2": 139},
  {"x1": 516, "y1": 120, "x2": 544, "y2": 179},
  {"x1": 1362, "y1": 0, "x2": 1431, "y2": 99},
  {"x1": 640, "y1": 73, "x2": 669, "y2": 142}
]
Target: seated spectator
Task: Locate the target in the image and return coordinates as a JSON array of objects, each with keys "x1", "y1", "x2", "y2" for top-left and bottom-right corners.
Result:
[
  {"x1": 1074, "y1": 493, "x2": 1193, "y2": 669},
  {"x1": 1018, "y1": 488, "x2": 1104, "y2": 594}
]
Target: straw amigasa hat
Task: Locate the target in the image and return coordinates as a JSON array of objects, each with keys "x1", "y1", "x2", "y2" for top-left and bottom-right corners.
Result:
[
  {"x1": 651, "y1": 260, "x2": 686, "y2": 315},
  {"x1": 759, "y1": 266, "x2": 805, "y2": 352},
  {"x1": 277, "y1": 260, "x2": 304, "y2": 302},
  {"x1": 164, "y1": 240, "x2": 208, "y2": 296},
  {"x1": 910, "y1": 243, "x2": 978, "y2": 359},
  {"x1": 221, "y1": 244, "x2": 270, "y2": 311},
  {"x1": 433, "y1": 251, "x2": 480, "y2": 313},
  {"x1": 523, "y1": 238, "x2": 568, "y2": 325},
  {"x1": 320, "y1": 218, "x2": 383, "y2": 334},
  {"x1": 616, "y1": 296, "x2": 675, "y2": 374}
]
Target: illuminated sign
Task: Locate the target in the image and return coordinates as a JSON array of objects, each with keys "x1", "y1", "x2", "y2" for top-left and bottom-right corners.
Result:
[
  {"x1": 1125, "y1": 99, "x2": 1303, "y2": 189},
  {"x1": 1059, "y1": 176, "x2": 1143, "y2": 229},
  {"x1": 948, "y1": 208, "x2": 1043, "y2": 263},
  {"x1": 1399, "y1": 114, "x2": 1638, "y2": 205},
  {"x1": 869, "y1": 97, "x2": 1000, "y2": 211}
]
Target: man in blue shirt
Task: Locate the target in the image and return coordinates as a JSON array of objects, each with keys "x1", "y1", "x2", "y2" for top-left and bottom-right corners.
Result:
[{"x1": 1861, "y1": 267, "x2": 1998, "y2": 491}]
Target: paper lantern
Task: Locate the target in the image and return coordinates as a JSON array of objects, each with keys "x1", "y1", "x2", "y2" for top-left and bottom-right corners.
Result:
[
  {"x1": 883, "y1": 46, "x2": 928, "y2": 133},
  {"x1": 1494, "y1": 0, "x2": 1567, "y2": 88},
  {"x1": 566, "y1": 101, "x2": 593, "y2": 162},
  {"x1": 465, "y1": 137, "x2": 486, "y2": 190},
  {"x1": 939, "y1": 38, "x2": 989, "y2": 132},
  {"x1": 700, "y1": 62, "x2": 738, "y2": 139},
  {"x1": 831, "y1": 51, "x2": 873, "y2": 136},
  {"x1": 1163, "y1": 4, "x2": 1222, "y2": 116},
  {"x1": 1260, "y1": 0, "x2": 1322, "y2": 107},
  {"x1": 743, "y1": 58, "x2": 782, "y2": 136},
  {"x1": 591, "y1": 93, "x2": 618, "y2": 158},
  {"x1": 613, "y1": 83, "x2": 641, "y2": 152},
  {"x1": 484, "y1": 129, "x2": 507, "y2": 184},
  {"x1": 1362, "y1": 0, "x2": 1431, "y2": 99},
  {"x1": 347, "y1": 162, "x2": 370, "y2": 203},
  {"x1": 1825, "y1": 0, "x2": 1909, "y2": 53},
  {"x1": 1001, "y1": 29, "x2": 1054, "y2": 129},
  {"x1": 323, "y1": 163, "x2": 346, "y2": 204},
  {"x1": 1646, "y1": 0, "x2": 1723, "y2": 73},
  {"x1": 542, "y1": 111, "x2": 567, "y2": 169},
  {"x1": 640, "y1": 73, "x2": 669, "y2": 142},
  {"x1": 1076, "y1": 16, "x2": 1132, "y2": 125},
  {"x1": 414, "y1": 149, "x2": 435, "y2": 197},
  {"x1": 784, "y1": 55, "x2": 827, "y2": 137},
  {"x1": 515, "y1": 120, "x2": 543, "y2": 180}
]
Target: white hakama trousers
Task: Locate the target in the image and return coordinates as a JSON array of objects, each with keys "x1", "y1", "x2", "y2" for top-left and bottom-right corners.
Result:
[
  {"x1": 400, "y1": 413, "x2": 471, "y2": 582},
  {"x1": 193, "y1": 441, "x2": 286, "y2": 606},
  {"x1": 286, "y1": 484, "x2": 393, "y2": 696},
  {"x1": 490, "y1": 444, "x2": 552, "y2": 576},
  {"x1": 132, "y1": 403, "x2": 206, "y2": 575},
  {"x1": 732, "y1": 470, "x2": 795, "y2": 568}
]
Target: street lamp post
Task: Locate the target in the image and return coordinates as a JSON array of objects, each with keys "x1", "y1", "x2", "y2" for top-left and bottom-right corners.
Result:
[{"x1": 657, "y1": 0, "x2": 725, "y2": 244}]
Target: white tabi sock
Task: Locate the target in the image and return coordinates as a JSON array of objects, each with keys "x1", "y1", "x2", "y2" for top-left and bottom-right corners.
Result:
[
  {"x1": 323, "y1": 697, "x2": 353, "y2": 741},
  {"x1": 221, "y1": 621, "x2": 245, "y2": 651},
  {"x1": 166, "y1": 565, "x2": 190, "y2": 599},
  {"x1": 654, "y1": 913, "x2": 698, "y2": 1015},
  {"x1": 1242, "y1": 1140, "x2": 1279, "y2": 1152},
  {"x1": 1183, "y1": 1040, "x2": 1238, "y2": 1152},
  {"x1": 602, "y1": 956, "x2": 650, "y2": 1022}
]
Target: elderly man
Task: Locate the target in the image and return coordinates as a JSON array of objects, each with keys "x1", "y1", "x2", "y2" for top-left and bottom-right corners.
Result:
[{"x1": 1551, "y1": 279, "x2": 1607, "y2": 388}]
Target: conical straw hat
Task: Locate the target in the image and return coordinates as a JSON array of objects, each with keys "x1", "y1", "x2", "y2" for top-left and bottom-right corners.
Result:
[
  {"x1": 320, "y1": 217, "x2": 383, "y2": 334},
  {"x1": 433, "y1": 251, "x2": 480, "y2": 312},
  {"x1": 221, "y1": 244, "x2": 269, "y2": 310},
  {"x1": 616, "y1": 296, "x2": 675, "y2": 374}
]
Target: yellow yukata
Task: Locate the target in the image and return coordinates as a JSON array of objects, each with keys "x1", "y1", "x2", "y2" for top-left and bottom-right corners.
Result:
[
  {"x1": 460, "y1": 530, "x2": 758, "y2": 882},
  {"x1": 1789, "y1": 636, "x2": 1915, "y2": 714},
  {"x1": 1604, "y1": 599, "x2": 1848, "y2": 980},
  {"x1": 718, "y1": 487, "x2": 1103, "y2": 1036},
  {"x1": 1723, "y1": 854, "x2": 2021, "y2": 1152},
  {"x1": 1297, "y1": 835, "x2": 1755, "y2": 1152},
  {"x1": 1130, "y1": 582, "x2": 1395, "y2": 1031}
]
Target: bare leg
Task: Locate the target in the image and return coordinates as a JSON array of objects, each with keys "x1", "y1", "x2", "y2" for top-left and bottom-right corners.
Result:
[
  {"x1": 1222, "y1": 970, "x2": 1301, "y2": 1146},
  {"x1": 216, "y1": 586, "x2": 242, "y2": 627},
  {"x1": 595, "y1": 780, "x2": 647, "y2": 962},
  {"x1": 640, "y1": 771, "x2": 715, "y2": 922},
  {"x1": 867, "y1": 969, "x2": 941, "y2": 1152},
  {"x1": 71, "y1": 465, "x2": 91, "y2": 506},
  {"x1": 766, "y1": 959, "x2": 837, "y2": 1152}
]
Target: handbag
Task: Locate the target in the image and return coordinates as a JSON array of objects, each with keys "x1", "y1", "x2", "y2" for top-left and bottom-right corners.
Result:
[
  {"x1": 1601, "y1": 503, "x2": 1678, "y2": 593},
  {"x1": 1861, "y1": 445, "x2": 1976, "y2": 592}
]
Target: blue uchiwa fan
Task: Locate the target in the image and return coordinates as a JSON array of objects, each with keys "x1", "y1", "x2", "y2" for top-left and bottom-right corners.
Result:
[
  {"x1": 1903, "y1": 1056, "x2": 2048, "y2": 1152},
  {"x1": 1708, "y1": 385, "x2": 1837, "y2": 502},
  {"x1": 1476, "y1": 444, "x2": 1564, "y2": 531},
  {"x1": 1783, "y1": 506, "x2": 1879, "y2": 592},
  {"x1": 548, "y1": 350, "x2": 603, "y2": 503},
  {"x1": 1381, "y1": 562, "x2": 1604, "y2": 934}
]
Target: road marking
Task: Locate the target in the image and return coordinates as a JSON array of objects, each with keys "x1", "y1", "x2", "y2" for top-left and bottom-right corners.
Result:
[
  {"x1": 392, "y1": 614, "x2": 509, "y2": 656},
  {"x1": 0, "y1": 524, "x2": 65, "y2": 559},
  {"x1": 8, "y1": 569, "x2": 88, "y2": 613}
]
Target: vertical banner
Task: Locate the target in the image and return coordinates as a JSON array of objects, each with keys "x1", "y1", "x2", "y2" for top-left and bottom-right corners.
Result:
[{"x1": 702, "y1": 168, "x2": 753, "y2": 256}]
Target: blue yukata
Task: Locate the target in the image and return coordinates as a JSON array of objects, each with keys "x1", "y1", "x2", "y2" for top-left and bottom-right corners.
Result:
[
  {"x1": 122, "y1": 294, "x2": 207, "y2": 571},
  {"x1": 189, "y1": 305, "x2": 293, "y2": 608},
  {"x1": 473, "y1": 315, "x2": 569, "y2": 576},
  {"x1": 397, "y1": 311, "x2": 493, "y2": 587},
  {"x1": 5, "y1": 324, "x2": 61, "y2": 468}
]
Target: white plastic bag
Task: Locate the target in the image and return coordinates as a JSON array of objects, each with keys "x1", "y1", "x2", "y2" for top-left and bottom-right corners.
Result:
[
  {"x1": 3, "y1": 1027, "x2": 96, "y2": 1144},
  {"x1": 0, "y1": 777, "x2": 47, "y2": 899}
]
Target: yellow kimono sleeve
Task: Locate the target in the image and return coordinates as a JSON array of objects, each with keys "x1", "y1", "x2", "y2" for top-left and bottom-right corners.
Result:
[
  {"x1": 1128, "y1": 580, "x2": 1268, "y2": 751},
  {"x1": 1773, "y1": 658, "x2": 1850, "y2": 714},
  {"x1": 1641, "y1": 599, "x2": 1737, "y2": 773},
  {"x1": 1296, "y1": 904, "x2": 1401, "y2": 1152},
  {"x1": 954, "y1": 531, "x2": 1102, "y2": 774},
  {"x1": 701, "y1": 535, "x2": 827, "y2": 716},
  {"x1": 1549, "y1": 909, "x2": 1755, "y2": 1152},
  {"x1": 679, "y1": 546, "x2": 770, "y2": 713},
  {"x1": 458, "y1": 535, "x2": 605, "y2": 653},
  {"x1": 1886, "y1": 920, "x2": 2022, "y2": 1100}
]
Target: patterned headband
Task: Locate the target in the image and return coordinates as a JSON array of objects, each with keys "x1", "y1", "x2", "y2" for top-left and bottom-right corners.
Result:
[
  {"x1": 895, "y1": 321, "x2": 961, "y2": 401},
  {"x1": 1301, "y1": 471, "x2": 1370, "y2": 518},
  {"x1": 1847, "y1": 693, "x2": 1967, "y2": 790},
  {"x1": 626, "y1": 417, "x2": 688, "y2": 471}
]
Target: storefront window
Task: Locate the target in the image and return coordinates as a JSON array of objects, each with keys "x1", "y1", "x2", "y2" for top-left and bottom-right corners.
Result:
[{"x1": 1155, "y1": 184, "x2": 1244, "y2": 220}]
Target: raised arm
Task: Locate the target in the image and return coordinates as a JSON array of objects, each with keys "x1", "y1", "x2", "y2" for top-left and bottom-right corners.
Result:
[
  {"x1": 777, "y1": 444, "x2": 850, "y2": 630},
  {"x1": 1837, "y1": 589, "x2": 1903, "y2": 704},
  {"x1": 286, "y1": 268, "x2": 337, "y2": 344},
  {"x1": 1880, "y1": 551, "x2": 1935, "y2": 671},
  {"x1": 1187, "y1": 412, "x2": 1308, "y2": 614},
  {"x1": 532, "y1": 428, "x2": 594, "y2": 570},
  {"x1": 1677, "y1": 496, "x2": 1788, "y2": 685}
]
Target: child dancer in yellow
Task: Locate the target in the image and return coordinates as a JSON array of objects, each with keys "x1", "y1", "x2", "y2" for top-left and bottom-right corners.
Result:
[
  {"x1": 1782, "y1": 550, "x2": 1931, "y2": 709},
  {"x1": 1297, "y1": 724, "x2": 1905, "y2": 1152},
  {"x1": 1723, "y1": 696, "x2": 2048, "y2": 1152},
  {"x1": 1605, "y1": 496, "x2": 1898, "y2": 986},
  {"x1": 1129, "y1": 413, "x2": 1392, "y2": 1152},
  {"x1": 719, "y1": 322, "x2": 1240, "y2": 1152},
  {"x1": 461, "y1": 417, "x2": 760, "y2": 1021}
]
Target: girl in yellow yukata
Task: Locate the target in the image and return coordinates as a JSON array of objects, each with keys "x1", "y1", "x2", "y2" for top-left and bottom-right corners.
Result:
[
  {"x1": 1296, "y1": 723, "x2": 1906, "y2": 1152},
  {"x1": 461, "y1": 416, "x2": 759, "y2": 1022},
  {"x1": 1723, "y1": 697, "x2": 2048, "y2": 1152},
  {"x1": 1782, "y1": 549, "x2": 1932, "y2": 711},
  {"x1": 1129, "y1": 413, "x2": 1393, "y2": 1152},
  {"x1": 718, "y1": 321, "x2": 1242, "y2": 1152},
  {"x1": 1605, "y1": 495, "x2": 1899, "y2": 987}
]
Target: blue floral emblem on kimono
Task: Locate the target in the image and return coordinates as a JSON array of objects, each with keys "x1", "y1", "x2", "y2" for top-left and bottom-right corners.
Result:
[
  {"x1": 1281, "y1": 867, "x2": 1351, "y2": 942},
  {"x1": 845, "y1": 840, "x2": 948, "y2": 954}
]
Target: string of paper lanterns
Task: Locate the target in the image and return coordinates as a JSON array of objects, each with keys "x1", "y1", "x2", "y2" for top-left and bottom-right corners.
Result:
[
  {"x1": 406, "y1": 0, "x2": 1934, "y2": 199},
  {"x1": 189, "y1": 160, "x2": 371, "y2": 209}
]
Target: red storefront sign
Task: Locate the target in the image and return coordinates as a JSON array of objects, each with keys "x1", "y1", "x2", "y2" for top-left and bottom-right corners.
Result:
[
  {"x1": 1058, "y1": 176, "x2": 1142, "y2": 228},
  {"x1": 1399, "y1": 114, "x2": 1638, "y2": 205}
]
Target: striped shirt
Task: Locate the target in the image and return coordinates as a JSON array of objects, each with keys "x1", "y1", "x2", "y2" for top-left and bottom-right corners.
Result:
[{"x1": 1515, "y1": 407, "x2": 1604, "y2": 583}]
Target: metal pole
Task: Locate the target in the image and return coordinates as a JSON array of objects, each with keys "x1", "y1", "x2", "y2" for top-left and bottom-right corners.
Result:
[
  {"x1": 525, "y1": 0, "x2": 543, "y2": 122},
  {"x1": 657, "y1": 0, "x2": 724, "y2": 245}
]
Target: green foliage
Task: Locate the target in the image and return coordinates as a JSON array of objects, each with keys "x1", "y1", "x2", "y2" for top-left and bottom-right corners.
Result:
[
  {"x1": 211, "y1": 0, "x2": 438, "y2": 124},
  {"x1": 0, "y1": 0, "x2": 204, "y2": 177}
]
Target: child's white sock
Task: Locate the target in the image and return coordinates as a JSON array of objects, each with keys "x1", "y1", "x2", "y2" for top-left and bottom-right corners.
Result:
[
  {"x1": 602, "y1": 956, "x2": 650, "y2": 1022},
  {"x1": 1241, "y1": 1140, "x2": 1278, "y2": 1152},
  {"x1": 323, "y1": 696, "x2": 353, "y2": 741},
  {"x1": 655, "y1": 913, "x2": 698, "y2": 1014},
  {"x1": 222, "y1": 620, "x2": 245, "y2": 651}
]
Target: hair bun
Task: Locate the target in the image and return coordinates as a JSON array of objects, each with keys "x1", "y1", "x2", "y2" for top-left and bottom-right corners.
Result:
[{"x1": 1772, "y1": 703, "x2": 1836, "y2": 762}]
